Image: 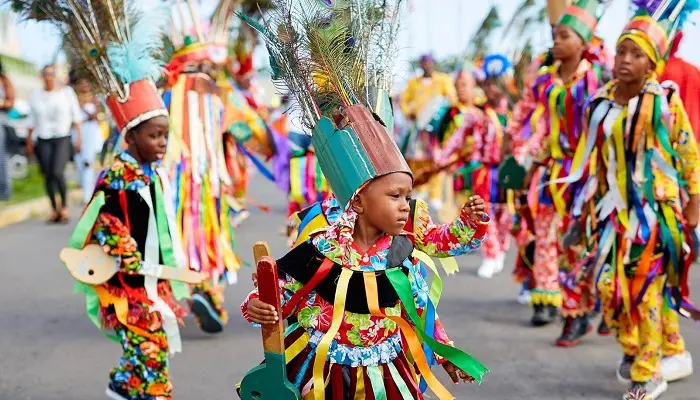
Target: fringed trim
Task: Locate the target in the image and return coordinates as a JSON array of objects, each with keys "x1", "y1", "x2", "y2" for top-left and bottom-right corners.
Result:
[{"x1": 530, "y1": 290, "x2": 563, "y2": 307}]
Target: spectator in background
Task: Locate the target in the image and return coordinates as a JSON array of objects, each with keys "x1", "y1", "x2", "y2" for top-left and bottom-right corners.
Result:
[
  {"x1": 71, "y1": 76, "x2": 104, "y2": 204},
  {"x1": 0, "y1": 60, "x2": 15, "y2": 201},
  {"x1": 26, "y1": 65, "x2": 82, "y2": 223}
]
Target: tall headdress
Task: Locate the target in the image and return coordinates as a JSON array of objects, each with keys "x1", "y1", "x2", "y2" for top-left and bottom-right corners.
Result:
[
  {"x1": 239, "y1": 0, "x2": 411, "y2": 207},
  {"x1": 558, "y1": 0, "x2": 602, "y2": 43},
  {"x1": 166, "y1": 0, "x2": 242, "y2": 79},
  {"x1": 547, "y1": 0, "x2": 572, "y2": 24},
  {"x1": 620, "y1": 0, "x2": 699, "y2": 74},
  {"x1": 10, "y1": 0, "x2": 170, "y2": 136}
]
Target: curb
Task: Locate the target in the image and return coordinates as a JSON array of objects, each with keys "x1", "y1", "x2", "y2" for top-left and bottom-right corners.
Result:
[{"x1": 0, "y1": 189, "x2": 84, "y2": 228}]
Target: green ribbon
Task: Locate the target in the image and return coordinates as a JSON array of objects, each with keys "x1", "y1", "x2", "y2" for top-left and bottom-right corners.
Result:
[
  {"x1": 67, "y1": 192, "x2": 119, "y2": 342},
  {"x1": 154, "y1": 175, "x2": 189, "y2": 300},
  {"x1": 387, "y1": 362, "x2": 414, "y2": 400},
  {"x1": 386, "y1": 268, "x2": 489, "y2": 383},
  {"x1": 366, "y1": 366, "x2": 387, "y2": 400}
]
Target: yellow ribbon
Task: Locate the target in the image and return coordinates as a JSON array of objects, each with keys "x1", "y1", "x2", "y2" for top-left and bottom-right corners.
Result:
[
  {"x1": 612, "y1": 109, "x2": 630, "y2": 230},
  {"x1": 312, "y1": 268, "x2": 352, "y2": 400},
  {"x1": 617, "y1": 238, "x2": 631, "y2": 317},
  {"x1": 353, "y1": 368, "x2": 366, "y2": 400},
  {"x1": 548, "y1": 161, "x2": 566, "y2": 215},
  {"x1": 549, "y1": 86, "x2": 564, "y2": 160},
  {"x1": 285, "y1": 331, "x2": 310, "y2": 363},
  {"x1": 507, "y1": 189, "x2": 516, "y2": 215}
]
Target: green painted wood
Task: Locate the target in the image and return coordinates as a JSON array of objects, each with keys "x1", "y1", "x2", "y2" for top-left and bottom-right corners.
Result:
[{"x1": 239, "y1": 256, "x2": 301, "y2": 400}]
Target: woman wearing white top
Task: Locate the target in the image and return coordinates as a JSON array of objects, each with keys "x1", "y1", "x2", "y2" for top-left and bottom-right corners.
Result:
[
  {"x1": 71, "y1": 77, "x2": 104, "y2": 204},
  {"x1": 0, "y1": 60, "x2": 15, "y2": 201},
  {"x1": 26, "y1": 65, "x2": 82, "y2": 223}
]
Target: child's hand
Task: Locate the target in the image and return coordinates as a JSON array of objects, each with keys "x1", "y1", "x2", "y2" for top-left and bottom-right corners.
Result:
[
  {"x1": 442, "y1": 362, "x2": 475, "y2": 384},
  {"x1": 463, "y1": 195, "x2": 486, "y2": 220},
  {"x1": 247, "y1": 298, "x2": 278, "y2": 324}
]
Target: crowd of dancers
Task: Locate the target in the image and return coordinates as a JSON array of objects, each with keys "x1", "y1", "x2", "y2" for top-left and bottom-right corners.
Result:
[{"x1": 10, "y1": 0, "x2": 699, "y2": 399}]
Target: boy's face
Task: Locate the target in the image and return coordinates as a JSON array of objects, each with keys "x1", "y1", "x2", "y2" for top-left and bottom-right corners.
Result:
[
  {"x1": 353, "y1": 172, "x2": 413, "y2": 236},
  {"x1": 127, "y1": 115, "x2": 169, "y2": 163},
  {"x1": 614, "y1": 39, "x2": 654, "y2": 84},
  {"x1": 552, "y1": 25, "x2": 584, "y2": 62}
]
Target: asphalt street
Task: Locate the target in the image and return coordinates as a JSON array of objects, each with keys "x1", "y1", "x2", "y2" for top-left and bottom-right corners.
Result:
[{"x1": 0, "y1": 176, "x2": 697, "y2": 400}]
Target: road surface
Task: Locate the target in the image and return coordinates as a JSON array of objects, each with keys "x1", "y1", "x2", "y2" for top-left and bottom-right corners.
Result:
[{"x1": 0, "y1": 176, "x2": 697, "y2": 400}]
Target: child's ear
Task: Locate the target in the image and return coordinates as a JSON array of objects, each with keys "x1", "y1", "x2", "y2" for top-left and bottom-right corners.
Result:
[{"x1": 351, "y1": 196, "x2": 364, "y2": 214}]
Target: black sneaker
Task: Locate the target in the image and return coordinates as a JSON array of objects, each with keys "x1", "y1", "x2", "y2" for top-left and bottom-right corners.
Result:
[
  {"x1": 191, "y1": 291, "x2": 224, "y2": 334},
  {"x1": 105, "y1": 382, "x2": 130, "y2": 400},
  {"x1": 532, "y1": 305, "x2": 558, "y2": 327},
  {"x1": 623, "y1": 379, "x2": 668, "y2": 400},
  {"x1": 617, "y1": 354, "x2": 636, "y2": 385},
  {"x1": 554, "y1": 316, "x2": 592, "y2": 347}
]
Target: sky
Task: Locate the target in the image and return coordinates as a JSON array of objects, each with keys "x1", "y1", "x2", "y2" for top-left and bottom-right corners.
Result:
[{"x1": 6, "y1": 0, "x2": 700, "y2": 87}]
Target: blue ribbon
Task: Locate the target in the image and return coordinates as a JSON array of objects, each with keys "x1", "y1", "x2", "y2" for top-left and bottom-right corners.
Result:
[{"x1": 236, "y1": 142, "x2": 275, "y2": 181}]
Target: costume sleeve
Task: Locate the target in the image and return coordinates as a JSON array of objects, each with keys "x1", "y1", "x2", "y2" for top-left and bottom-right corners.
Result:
[
  {"x1": 91, "y1": 212, "x2": 143, "y2": 274},
  {"x1": 399, "y1": 79, "x2": 415, "y2": 117},
  {"x1": 670, "y1": 92, "x2": 700, "y2": 195},
  {"x1": 240, "y1": 272, "x2": 301, "y2": 325},
  {"x1": 411, "y1": 199, "x2": 490, "y2": 257}
]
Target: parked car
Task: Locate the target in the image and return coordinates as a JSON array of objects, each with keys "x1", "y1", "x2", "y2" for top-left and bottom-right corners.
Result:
[{"x1": 4, "y1": 99, "x2": 30, "y2": 180}]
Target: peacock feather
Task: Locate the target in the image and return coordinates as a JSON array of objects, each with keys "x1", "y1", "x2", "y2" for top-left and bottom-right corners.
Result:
[
  {"x1": 8, "y1": 0, "x2": 169, "y2": 99},
  {"x1": 238, "y1": 0, "x2": 404, "y2": 131}
]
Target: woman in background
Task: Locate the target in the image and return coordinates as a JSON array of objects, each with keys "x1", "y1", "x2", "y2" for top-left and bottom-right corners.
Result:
[{"x1": 27, "y1": 65, "x2": 82, "y2": 223}]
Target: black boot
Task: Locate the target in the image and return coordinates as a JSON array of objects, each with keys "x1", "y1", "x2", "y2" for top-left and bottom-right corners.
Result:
[
  {"x1": 554, "y1": 316, "x2": 591, "y2": 347},
  {"x1": 532, "y1": 304, "x2": 558, "y2": 326},
  {"x1": 106, "y1": 381, "x2": 130, "y2": 400}
]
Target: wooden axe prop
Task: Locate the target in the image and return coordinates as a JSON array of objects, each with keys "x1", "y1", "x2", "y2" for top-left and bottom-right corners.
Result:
[{"x1": 239, "y1": 242, "x2": 300, "y2": 400}]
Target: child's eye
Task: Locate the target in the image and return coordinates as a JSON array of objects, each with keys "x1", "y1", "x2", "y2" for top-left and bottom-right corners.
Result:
[
  {"x1": 405, "y1": 196, "x2": 412, "y2": 202},
  {"x1": 389, "y1": 193, "x2": 400, "y2": 198}
]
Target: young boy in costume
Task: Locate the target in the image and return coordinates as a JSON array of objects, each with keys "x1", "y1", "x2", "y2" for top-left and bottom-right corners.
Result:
[
  {"x1": 238, "y1": 2, "x2": 490, "y2": 398},
  {"x1": 510, "y1": 0, "x2": 608, "y2": 333},
  {"x1": 567, "y1": 0, "x2": 699, "y2": 397},
  {"x1": 13, "y1": 1, "x2": 193, "y2": 397}
]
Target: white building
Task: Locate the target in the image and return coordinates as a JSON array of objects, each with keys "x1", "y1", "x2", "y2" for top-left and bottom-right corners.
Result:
[{"x1": 0, "y1": 11, "x2": 41, "y2": 99}]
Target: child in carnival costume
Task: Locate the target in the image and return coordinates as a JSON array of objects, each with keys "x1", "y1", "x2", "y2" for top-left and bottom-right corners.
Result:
[
  {"x1": 508, "y1": 0, "x2": 609, "y2": 331},
  {"x1": 161, "y1": 3, "x2": 246, "y2": 334},
  {"x1": 433, "y1": 72, "x2": 485, "y2": 214},
  {"x1": 561, "y1": 0, "x2": 699, "y2": 396},
  {"x1": 12, "y1": 1, "x2": 193, "y2": 397},
  {"x1": 238, "y1": 1, "x2": 491, "y2": 398},
  {"x1": 506, "y1": 0, "x2": 614, "y2": 318},
  {"x1": 469, "y1": 54, "x2": 515, "y2": 279},
  {"x1": 399, "y1": 54, "x2": 457, "y2": 209}
]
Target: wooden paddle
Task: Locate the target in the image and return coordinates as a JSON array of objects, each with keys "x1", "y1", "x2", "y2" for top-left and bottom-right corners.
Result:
[
  {"x1": 59, "y1": 244, "x2": 205, "y2": 285},
  {"x1": 239, "y1": 242, "x2": 300, "y2": 400}
]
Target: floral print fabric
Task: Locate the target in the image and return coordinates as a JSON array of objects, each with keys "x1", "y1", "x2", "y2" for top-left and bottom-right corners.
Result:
[
  {"x1": 242, "y1": 195, "x2": 488, "y2": 366},
  {"x1": 110, "y1": 326, "x2": 172, "y2": 400}
]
